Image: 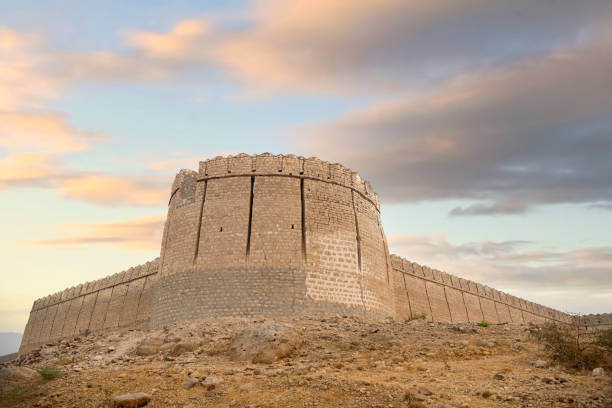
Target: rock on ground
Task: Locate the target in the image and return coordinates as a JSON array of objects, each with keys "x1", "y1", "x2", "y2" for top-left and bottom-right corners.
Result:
[
  {"x1": 112, "y1": 392, "x2": 151, "y2": 407},
  {"x1": 228, "y1": 321, "x2": 302, "y2": 363}
]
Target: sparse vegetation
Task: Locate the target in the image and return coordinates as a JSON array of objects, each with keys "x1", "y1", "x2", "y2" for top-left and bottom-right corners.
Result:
[
  {"x1": 532, "y1": 322, "x2": 611, "y2": 370},
  {"x1": 36, "y1": 366, "x2": 62, "y2": 381},
  {"x1": 406, "y1": 313, "x2": 427, "y2": 322},
  {"x1": 0, "y1": 366, "x2": 62, "y2": 407},
  {"x1": 477, "y1": 321, "x2": 489, "y2": 327},
  {"x1": 0, "y1": 383, "x2": 38, "y2": 408},
  {"x1": 596, "y1": 328, "x2": 612, "y2": 349}
]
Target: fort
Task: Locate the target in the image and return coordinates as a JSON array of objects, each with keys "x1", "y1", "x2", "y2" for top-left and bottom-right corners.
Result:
[{"x1": 18, "y1": 153, "x2": 572, "y2": 354}]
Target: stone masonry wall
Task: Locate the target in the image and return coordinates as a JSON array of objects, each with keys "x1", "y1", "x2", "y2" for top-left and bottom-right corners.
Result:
[
  {"x1": 389, "y1": 255, "x2": 573, "y2": 325},
  {"x1": 576, "y1": 313, "x2": 612, "y2": 330},
  {"x1": 150, "y1": 266, "x2": 381, "y2": 328},
  {"x1": 19, "y1": 154, "x2": 573, "y2": 354},
  {"x1": 19, "y1": 259, "x2": 159, "y2": 354},
  {"x1": 159, "y1": 153, "x2": 391, "y2": 319}
]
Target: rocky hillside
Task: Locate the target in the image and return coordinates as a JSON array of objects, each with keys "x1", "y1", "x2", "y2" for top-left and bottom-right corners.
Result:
[{"x1": 1, "y1": 316, "x2": 610, "y2": 407}]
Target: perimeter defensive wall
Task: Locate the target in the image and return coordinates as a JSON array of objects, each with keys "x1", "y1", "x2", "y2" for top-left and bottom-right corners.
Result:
[{"x1": 19, "y1": 154, "x2": 572, "y2": 353}]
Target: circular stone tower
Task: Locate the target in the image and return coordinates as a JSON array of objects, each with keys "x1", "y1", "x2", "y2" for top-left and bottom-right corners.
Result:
[{"x1": 150, "y1": 153, "x2": 395, "y2": 327}]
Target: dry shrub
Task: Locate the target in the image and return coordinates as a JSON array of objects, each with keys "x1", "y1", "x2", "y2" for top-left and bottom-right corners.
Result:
[{"x1": 532, "y1": 322, "x2": 611, "y2": 370}]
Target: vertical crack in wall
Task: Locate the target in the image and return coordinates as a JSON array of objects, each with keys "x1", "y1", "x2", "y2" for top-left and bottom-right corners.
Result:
[
  {"x1": 135, "y1": 275, "x2": 149, "y2": 325},
  {"x1": 101, "y1": 286, "x2": 115, "y2": 330},
  {"x1": 159, "y1": 194, "x2": 174, "y2": 274},
  {"x1": 507, "y1": 304, "x2": 514, "y2": 323},
  {"x1": 493, "y1": 298, "x2": 501, "y2": 323},
  {"x1": 246, "y1": 176, "x2": 255, "y2": 263},
  {"x1": 48, "y1": 303, "x2": 60, "y2": 342},
  {"x1": 35, "y1": 307, "x2": 49, "y2": 346},
  {"x1": 477, "y1": 292, "x2": 485, "y2": 322},
  {"x1": 193, "y1": 180, "x2": 207, "y2": 264},
  {"x1": 378, "y1": 220, "x2": 391, "y2": 285},
  {"x1": 423, "y1": 282, "x2": 434, "y2": 322},
  {"x1": 443, "y1": 287, "x2": 453, "y2": 323},
  {"x1": 86, "y1": 291, "x2": 99, "y2": 332},
  {"x1": 72, "y1": 296, "x2": 83, "y2": 336},
  {"x1": 351, "y1": 190, "x2": 366, "y2": 314},
  {"x1": 300, "y1": 178, "x2": 307, "y2": 264},
  {"x1": 461, "y1": 291, "x2": 470, "y2": 322},
  {"x1": 402, "y1": 272, "x2": 413, "y2": 319}
]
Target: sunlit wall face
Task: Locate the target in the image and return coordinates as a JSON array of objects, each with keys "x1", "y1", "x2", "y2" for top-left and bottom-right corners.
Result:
[{"x1": 1, "y1": 0, "x2": 611, "y2": 333}]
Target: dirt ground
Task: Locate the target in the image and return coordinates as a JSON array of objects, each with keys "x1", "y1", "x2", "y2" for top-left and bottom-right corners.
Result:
[{"x1": 1, "y1": 316, "x2": 610, "y2": 408}]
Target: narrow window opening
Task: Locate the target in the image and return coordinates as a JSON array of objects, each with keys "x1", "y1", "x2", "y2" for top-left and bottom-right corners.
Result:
[
  {"x1": 299, "y1": 171, "x2": 304, "y2": 175},
  {"x1": 291, "y1": 224, "x2": 295, "y2": 229},
  {"x1": 278, "y1": 169, "x2": 282, "y2": 172},
  {"x1": 227, "y1": 170, "x2": 231, "y2": 173},
  {"x1": 219, "y1": 227, "x2": 223, "y2": 232}
]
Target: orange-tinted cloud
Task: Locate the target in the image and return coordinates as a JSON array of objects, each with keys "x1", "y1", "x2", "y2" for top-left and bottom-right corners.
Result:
[
  {"x1": 30, "y1": 214, "x2": 165, "y2": 249},
  {"x1": 0, "y1": 111, "x2": 94, "y2": 153},
  {"x1": 0, "y1": 27, "x2": 60, "y2": 110},
  {"x1": 125, "y1": 19, "x2": 211, "y2": 58},
  {"x1": 59, "y1": 175, "x2": 168, "y2": 206},
  {"x1": 0, "y1": 152, "x2": 55, "y2": 187}
]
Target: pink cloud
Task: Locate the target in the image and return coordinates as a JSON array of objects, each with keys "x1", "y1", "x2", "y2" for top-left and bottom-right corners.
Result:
[
  {"x1": 28, "y1": 214, "x2": 165, "y2": 249},
  {"x1": 59, "y1": 175, "x2": 168, "y2": 206}
]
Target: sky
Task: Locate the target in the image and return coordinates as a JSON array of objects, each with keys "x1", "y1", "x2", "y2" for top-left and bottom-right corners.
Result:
[{"x1": 1, "y1": 0, "x2": 611, "y2": 333}]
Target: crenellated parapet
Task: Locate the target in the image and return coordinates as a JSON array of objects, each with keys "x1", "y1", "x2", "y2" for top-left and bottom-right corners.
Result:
[
  {"x1": 30, "y1": 259, "x2": 159, "y2": 311},
  {"x1": 196, "y1": 153, "x2": 380, "y2": 210},
  {"x1": 388, "y1": 254, "x2": 571, "y2": 324}
]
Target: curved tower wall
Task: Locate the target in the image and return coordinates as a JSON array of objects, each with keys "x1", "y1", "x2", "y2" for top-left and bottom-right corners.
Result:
[{"x1": 153, "y1": 154, "x2": 393, "y2": 325}]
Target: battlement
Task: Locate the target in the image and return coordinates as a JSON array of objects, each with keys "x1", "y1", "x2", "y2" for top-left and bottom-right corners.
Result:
[
  {"x1": 19, "y1": 154, "x2": 572, "y2": 354},
  {"x1": 196, "y1": 153, "x2": 379, "y2": 210}
]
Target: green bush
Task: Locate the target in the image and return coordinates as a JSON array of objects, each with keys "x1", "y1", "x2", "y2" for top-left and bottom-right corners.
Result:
[
  {"x1": 36, "y1": 366, "x2": 61, "y2": 381},
  {"x1": 477, "y1": 321, "x2": 489, "y2": 327}
]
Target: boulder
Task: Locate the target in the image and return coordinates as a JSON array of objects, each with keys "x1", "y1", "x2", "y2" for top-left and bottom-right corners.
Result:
[
  {"x1": 169, "y1": 341, "x2": 197, "y2": 357},
  {"x1": 112, "y1": 392, "x2": 151, "y2": 407},
  {"x1": 228, "y1": 321, "x2": 302, "y2": 363},
  {"x1": 134, "y1": 337, "x2": 164, "y2": 356}
]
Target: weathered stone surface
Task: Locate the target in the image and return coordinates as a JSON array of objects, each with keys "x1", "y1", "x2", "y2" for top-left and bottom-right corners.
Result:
[
  {"x1": 228, "y1": 321, "x2": 302, "y2": 363},
  {"x1": 169, "y1": 341, "x2": 197, "y2": 356},
  {"x1": 112, "y1": 392, "x2": 151, "y2": 407}
]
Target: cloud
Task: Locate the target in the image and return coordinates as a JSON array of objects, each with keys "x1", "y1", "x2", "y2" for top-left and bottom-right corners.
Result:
[
  {"x1": 0, "y1": 152, "x2": 56, "y2": 188},
  {"x1": 25, "y1": 1, "x2": 609, "y2": 95},
  {"x1": 449, "y1": 200, "x2": 528, "y2": 217},
  {"x1": 0, "y1": 27, "x2": 61, "y2": 110},
  {"x1": 29, "y1": 214, "x2": 165, "y2": 250},
  {"x1": 388, "y1": 233, "x2": 612, "y2": 313},
  {"x1": 125, "y1": 19, "x2": 211, "y2": 59},
  {"x1": 297, "y1": 23, "x2": 612, "y2": 213},
  {"x1": 58, "y1": 175, "x2": 168, "y2": 206},
  {"x1": 0, "y1": 111, "x2": 95, "y2": 153}
]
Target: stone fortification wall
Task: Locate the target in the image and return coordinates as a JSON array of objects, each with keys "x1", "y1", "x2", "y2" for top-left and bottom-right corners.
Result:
[
  {"x1": 19, "y1": 259, "x2": 159, "y2": 354},
  {"x1": 389, "y1": 255, "x2": 572, "y2": 325},
  {"x1": 155, "y1": 153, "x2": 392, "y2": 325},
  {"x1": 19, "y1": 153, "x2": 574, "y2": 354},
  {"x1": 576, "y1": 313, "x2": 612, "y2": 330}
]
